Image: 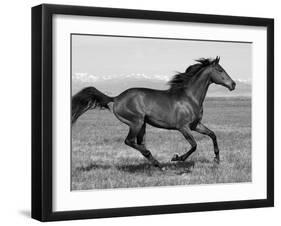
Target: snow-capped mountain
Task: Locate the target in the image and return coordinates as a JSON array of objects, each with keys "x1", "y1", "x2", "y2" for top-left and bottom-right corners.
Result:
[
  {"x1": 72, "y1": 72, "x2": 251, "y2": 97},
  {"x1": 73, "y1": 72, "x2": 171, "y2": 83}
]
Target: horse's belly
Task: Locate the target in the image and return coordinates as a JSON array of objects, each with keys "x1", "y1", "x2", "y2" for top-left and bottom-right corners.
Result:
[{"x1": 145, "y1": 114, "x2": 177, "y2": 130}]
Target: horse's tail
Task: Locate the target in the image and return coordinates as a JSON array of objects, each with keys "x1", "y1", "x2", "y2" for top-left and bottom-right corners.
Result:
[{"x1": 72, "y1": 87, "x2": 114, "y2": 124}]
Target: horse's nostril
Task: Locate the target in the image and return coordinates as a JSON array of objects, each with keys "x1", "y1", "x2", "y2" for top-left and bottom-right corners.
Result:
[{"x1": 228, "y1": 81, "x2": 236, "y2": 91}]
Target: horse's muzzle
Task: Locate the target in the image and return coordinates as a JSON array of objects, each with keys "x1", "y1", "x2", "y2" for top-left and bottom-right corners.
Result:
[{"x1": 228, "y1": 81, "x2": 236, "y2": 91}]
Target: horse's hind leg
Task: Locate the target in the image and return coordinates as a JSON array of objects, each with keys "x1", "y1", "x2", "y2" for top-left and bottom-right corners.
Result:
[
  {"x1": 125, "y1": 123, "x2": 161, "y2": 168},
  {"x1": 137, "y1": 123, "x2": 146, "y2": 147},
  {"x1": 171, "y1": 126, "x2": 197, "y2": 162}
]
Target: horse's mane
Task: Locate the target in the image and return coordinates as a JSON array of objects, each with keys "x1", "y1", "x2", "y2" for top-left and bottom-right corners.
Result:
[{"x1": 168, "y1": 57, "x2": 219, "y2": 90}]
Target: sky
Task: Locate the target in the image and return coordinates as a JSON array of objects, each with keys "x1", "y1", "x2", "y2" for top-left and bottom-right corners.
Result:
[
  {"x1": 72, "y1": 35, "x2": 252, "y2": 96},
  {"x1": 72, "y1": 34, "x2": 252, "y2": 82}
]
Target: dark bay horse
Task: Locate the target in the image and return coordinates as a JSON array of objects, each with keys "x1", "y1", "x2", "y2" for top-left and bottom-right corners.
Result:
[{"x1": 72, "y1": 57, "x2": 236, "y2": 169}]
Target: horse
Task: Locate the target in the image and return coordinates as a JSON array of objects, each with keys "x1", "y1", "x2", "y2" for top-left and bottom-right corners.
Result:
[{"x1": 72, "y1": 57, "x2": 236, "y2": 169}]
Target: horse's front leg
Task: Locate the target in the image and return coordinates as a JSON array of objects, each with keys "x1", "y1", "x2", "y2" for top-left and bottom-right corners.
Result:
[
  {"x1": 194, "y1": 122, "x2": 220, "y2": 163},
  {"x1": 171, "y1": 126, "x2": 197, "y2": 161}
]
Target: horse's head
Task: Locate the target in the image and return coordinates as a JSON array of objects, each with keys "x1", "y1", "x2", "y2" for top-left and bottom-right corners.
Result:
[{"x1": 209, "y1": 57, "x2": 236, "y2": 91}]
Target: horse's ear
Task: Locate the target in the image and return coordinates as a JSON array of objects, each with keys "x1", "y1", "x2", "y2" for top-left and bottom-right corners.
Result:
[{"x1": 215, "y1": 56, "x2": 220, "y2": 64}]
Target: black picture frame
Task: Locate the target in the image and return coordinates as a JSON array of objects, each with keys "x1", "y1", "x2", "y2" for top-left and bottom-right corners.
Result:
[{"x1": 32, "y1": 3, "x2": 274, "y2": 222}]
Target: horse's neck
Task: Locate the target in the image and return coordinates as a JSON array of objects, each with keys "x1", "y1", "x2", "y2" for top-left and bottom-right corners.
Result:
[{"x1": 185, "y1": 69, "x2": 211, "y2": 107}]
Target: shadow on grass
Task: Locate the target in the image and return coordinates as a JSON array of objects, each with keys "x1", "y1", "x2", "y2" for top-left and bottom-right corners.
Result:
[
  {"x1": 117, "y1": 161, "x2": 195, "y2": 174},
  {"x1": 76, "y1": 163, "x2": 111, "y2": 172},
  {"x1": 75, "y1": 161, "x2": 195, "y2": 176}
]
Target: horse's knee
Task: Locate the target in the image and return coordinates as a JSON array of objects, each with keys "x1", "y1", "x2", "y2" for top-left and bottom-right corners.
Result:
[
  {"x1": 209, "y1": 132, "x2": 217, "y2": 140},
  {"x1": 190, "y1": 145, "x2": 197, "y2": 154},
  {"x1": 191, "y1": 142, "x2": 197, "y2": 150}
]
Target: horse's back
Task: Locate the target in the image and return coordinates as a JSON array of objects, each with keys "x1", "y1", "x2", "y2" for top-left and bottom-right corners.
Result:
[
  {"x1": 113, "y1": 87, "x2": 166, "y2": 112},
  {"x1": 114, "y1": 87, "x2": 172, "y2": 110}
]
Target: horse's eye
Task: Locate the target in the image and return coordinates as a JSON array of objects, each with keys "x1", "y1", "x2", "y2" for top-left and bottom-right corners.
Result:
[{"x1": 217, "y1": 68, "x2": 223, "y2": 72}]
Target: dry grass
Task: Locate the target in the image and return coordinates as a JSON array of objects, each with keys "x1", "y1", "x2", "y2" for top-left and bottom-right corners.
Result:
[{"x1": 71, "y1": 97, "x2": 251, "y2": 190}]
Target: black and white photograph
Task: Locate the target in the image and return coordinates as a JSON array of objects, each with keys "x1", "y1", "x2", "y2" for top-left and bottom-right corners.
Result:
[{"x1": 71, "y1": 34, "x2": 252, "y2": 190}]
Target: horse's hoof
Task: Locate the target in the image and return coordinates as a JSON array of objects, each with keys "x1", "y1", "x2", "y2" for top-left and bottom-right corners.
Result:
[{"x1": 171, "y1": 154, "x2": 180, "y2": 161}]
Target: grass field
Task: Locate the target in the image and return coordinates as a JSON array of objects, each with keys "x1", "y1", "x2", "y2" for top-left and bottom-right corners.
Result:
[{"x1": 71, "y1": 97, "x2": 251, "y2": 190}]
